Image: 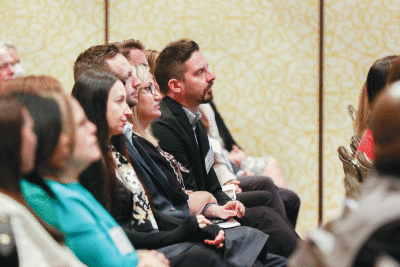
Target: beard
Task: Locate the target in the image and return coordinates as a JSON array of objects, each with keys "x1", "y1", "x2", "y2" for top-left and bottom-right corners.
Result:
[
  {"x1": 199, "y1": 83, "x2": 214, "y2": 104},
  {"x1": 127, "y1": 94, "x2": 138, "y2": 108}
]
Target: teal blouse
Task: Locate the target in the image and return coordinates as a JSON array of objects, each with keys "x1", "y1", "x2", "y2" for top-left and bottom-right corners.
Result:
[{"x1": 21, "y1": 179, "x2": 139, "y2": 267}]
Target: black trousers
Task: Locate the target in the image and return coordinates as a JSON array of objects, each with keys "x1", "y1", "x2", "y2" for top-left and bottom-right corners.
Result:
[
  {"x1": 238, "y1": 176, "x2": 301, "y2": 229},
  {"x1": 235, "y1": 189, "x2": 299, "y2": 258},
  {"x1": 166, "y1": 246, "x2": 226, "y2": 267},
  {"x1": 160, "y1": 236, "x2": 287, "y2": 267}
]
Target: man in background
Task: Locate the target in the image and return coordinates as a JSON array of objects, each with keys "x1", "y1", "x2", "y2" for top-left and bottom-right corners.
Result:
[
  {"x1": 0, "y1": 44, "x2": 15, "y2": 85},
  {"x1": 115, "y1": 39, "x2": 149, "y2": 67}
]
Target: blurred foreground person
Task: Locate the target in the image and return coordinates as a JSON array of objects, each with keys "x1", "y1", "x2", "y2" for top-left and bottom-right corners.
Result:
[
  {"x1": 0, "y1": 95, "x2": 84, "y2": 266},
  {"x1": 289, "y1": 81, "x2": 400, "y2": 267}
]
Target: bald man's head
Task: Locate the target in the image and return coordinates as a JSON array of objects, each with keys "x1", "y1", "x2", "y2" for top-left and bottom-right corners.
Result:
[{"x1": 371, "y1": 81, "x2": 400, "y2": 176}]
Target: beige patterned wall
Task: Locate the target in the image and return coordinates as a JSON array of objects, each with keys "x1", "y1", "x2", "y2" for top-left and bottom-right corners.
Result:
[
  {"x1": 0, "y1": 0, "x2": 104, "y2": 92},
  {"x1": 4, "y1": 0, "x2": 400, "y2": 238},
  {"x1": 110, "y1": 0, "x2": 320, "y2": 236}
]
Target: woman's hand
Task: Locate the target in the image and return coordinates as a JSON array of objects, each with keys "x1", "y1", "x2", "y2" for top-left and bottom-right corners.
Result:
[
  {"x1": 204, "y1": 230, "x2": 225, "y2": 249},
  {"x1": 196, "y1": 214, "x2": 212, "y2": 228},
  {"x1": 137, "y1": 250, "x2": 170, "y2": 267}
]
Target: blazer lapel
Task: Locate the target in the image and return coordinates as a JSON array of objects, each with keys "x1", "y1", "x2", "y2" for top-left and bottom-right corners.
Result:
[
  {"x1": 163, "y1": 97, "x2": 201, "y2": 155},
  {"x1": 125, "y1": 135, "x2": 155, "y2": 177},
  {"x1": 162, "y1": 97, "x2": 209, "y2": 191},
  {"x1": 130, "y1": 135, "x2": 172, "y2": 191}
]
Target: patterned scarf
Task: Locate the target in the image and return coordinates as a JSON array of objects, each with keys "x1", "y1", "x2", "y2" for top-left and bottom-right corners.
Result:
[{"x1": 157, "y1": 147, "x2": 190, "y2": 198}]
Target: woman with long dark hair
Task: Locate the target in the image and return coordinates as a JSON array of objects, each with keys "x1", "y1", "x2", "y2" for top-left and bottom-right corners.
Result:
[
  {"x1": 0, "y1": 95, "x2": 84, "y2": 266},
  {"x1": 356, "y1": 55, "x2": 399, "y2": 160}
]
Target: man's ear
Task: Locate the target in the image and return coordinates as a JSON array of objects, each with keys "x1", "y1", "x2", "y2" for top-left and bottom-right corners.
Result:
[{"x1": 168, "y1": 78, "x2": 183, "y2": 94}]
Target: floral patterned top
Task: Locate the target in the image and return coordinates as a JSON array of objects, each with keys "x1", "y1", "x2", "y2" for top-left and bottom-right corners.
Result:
[{"x1": 111, "y1": 146, "x2": 158, "y2": 231}]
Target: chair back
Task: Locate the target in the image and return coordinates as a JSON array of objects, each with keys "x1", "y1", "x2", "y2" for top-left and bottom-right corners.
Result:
[
  {"x1": 338, "y1": 146, "x2": 361, "y2": 199},
  {"x1": 350, "y1": 135, "x2": 361, "y2": 154},
  {"x1": 356, "y1": 150, "x2": 373, "y2": 182},
  {"x1": 347, "y1": 104, "x2": 357, "y2": 121}
]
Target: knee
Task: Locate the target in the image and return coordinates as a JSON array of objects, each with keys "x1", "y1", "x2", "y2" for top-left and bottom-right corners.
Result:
[
  {"x1": 254, "y1": 176, "x2": 277, "y2": 191},
  {"x1": 287, "y1": 191, "x2": 301, "y2": 207},
  {"x1": 194, "y1": 249, "x2": 225, "y2": 266}
]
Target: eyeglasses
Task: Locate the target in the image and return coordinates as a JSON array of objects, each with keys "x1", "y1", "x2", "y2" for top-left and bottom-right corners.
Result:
[{"x1": 142, "y1": 84, "x2": 157, "y2": 95}]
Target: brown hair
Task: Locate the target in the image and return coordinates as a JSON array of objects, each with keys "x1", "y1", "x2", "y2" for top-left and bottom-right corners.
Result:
[
  {"x1": 73, "y1": 44, "x2": 120, "y2": 81},
  {"x1": 0, "y1": 98, "x2": 24, "y2": 193},
  {"x1": 0, "y1": 75, "x2": 64, "y2": 96},
  {"x1": 353, "y1": 82, "x2": 371, "y2": 137},
  {"x1": 154, "y1": 39, "x2": 199, "y2": 95},
  {"x1": 114, "y1": 39, "x2": 146, "y2": 60},
  {"x1": 130, "y1": 65, "x2": 159, "y2": 146},
  {"x1": 354, "y1": 55, "x2": 399, "y2": 137},
  {"x1": 366, "y1": 55, "x2": 399, "y2": 103},
  {"x1": 0, "y1": 75, "x2": 74, "y2": 158}
]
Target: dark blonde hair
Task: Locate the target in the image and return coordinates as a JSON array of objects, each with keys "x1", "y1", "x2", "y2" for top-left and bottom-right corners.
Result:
[
  {"x1": 74, "y1": 44, "x2": 120, "y2": 81},
  {"x1": 129, "y1": 65, "x2": 159, "y2": 146}
]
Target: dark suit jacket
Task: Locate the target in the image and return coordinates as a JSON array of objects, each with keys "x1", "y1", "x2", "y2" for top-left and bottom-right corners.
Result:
[
  {"x1": 151, "y1": 97, "x2": 231, "y2": 205},
  {"x1": 124, "y1": 133, "x2": 190, "y2": 219}
]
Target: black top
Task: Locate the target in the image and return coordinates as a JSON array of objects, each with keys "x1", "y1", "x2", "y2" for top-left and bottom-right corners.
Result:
[
  {"x1": 112, "y1": 179, "x2": 221, "y2": 249},
  {"x1": 133, "y1": 134, "x2": 189, "y2": 206}
]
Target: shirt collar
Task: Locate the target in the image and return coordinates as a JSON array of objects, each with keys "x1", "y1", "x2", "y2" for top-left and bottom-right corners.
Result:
[
  {"x1": 123, "y1": 122, "x2": 133, "y2": 144},
  {"x1": 182, "y1": 106, "x2": 202, "y2": 128}
]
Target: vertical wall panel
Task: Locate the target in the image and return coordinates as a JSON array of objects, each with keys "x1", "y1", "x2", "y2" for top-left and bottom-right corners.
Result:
[
  {"x1": 110, "y1": 0, "x2": 320, "y2": 236},
  {"x1": 0, "y1": 0, "x2": 104, "y2": 92}
]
